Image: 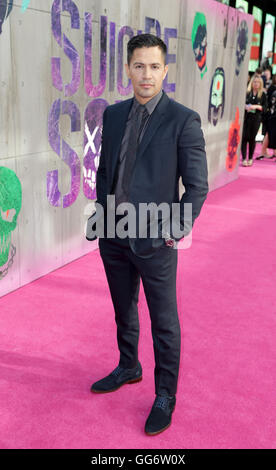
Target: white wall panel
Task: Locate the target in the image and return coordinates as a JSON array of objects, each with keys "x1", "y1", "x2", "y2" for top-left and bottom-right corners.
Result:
[
  {"x1": 0, "y1": 0, "x2": 253, "y2": 297},
  {"x1": 0, "y1": 15, "x2": 15, "y2": 160}
]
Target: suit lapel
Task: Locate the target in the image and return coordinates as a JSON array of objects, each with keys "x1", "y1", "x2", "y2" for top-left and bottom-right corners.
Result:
[
  {"x1": 137, "y1": 92, "x2": 170, "y2": 158},
  {"x1": 110, "y1": 98, "x2": 133, "y2": 180}
]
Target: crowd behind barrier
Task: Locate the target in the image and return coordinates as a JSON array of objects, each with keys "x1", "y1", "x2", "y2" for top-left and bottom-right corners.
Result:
[{"x1": 243, "y1": 51, "x2": 276, "y2": 165}]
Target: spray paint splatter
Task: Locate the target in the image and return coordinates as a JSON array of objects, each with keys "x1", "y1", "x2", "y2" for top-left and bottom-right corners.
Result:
[{"x1": 21, "y1": 0, "x2": 30, "y2": 12}]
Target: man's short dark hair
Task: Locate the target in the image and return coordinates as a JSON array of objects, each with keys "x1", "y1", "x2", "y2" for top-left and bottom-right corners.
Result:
[
  {"x1": 264, "y1": 65, "x2": 272, "y2": 74},
  {"x1": 127, "y1": 33, "x2": 167, "y2": 65}
]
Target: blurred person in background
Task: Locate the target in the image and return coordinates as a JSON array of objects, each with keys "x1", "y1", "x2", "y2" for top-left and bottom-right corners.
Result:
[
  {"x1": 241, "y1": 75, "x2": 267, "y2": 166},
  {"x1": 256, "y1": 75, "x2": 276, "y2": 160},
  {"x1": 260, "y1": 51, "x2": 273, "y2": 71},
  {"x1": 261, "y1": 67, "x2": 272, "y2": 92}
]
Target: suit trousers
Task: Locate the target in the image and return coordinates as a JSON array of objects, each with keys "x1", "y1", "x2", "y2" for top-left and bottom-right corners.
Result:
[
  {"x1": 98, "y1": 236, "x2": 181, "y2": 397},
  {"x1": 241, "y1": 113, "x2": 262, "y2": 160}
]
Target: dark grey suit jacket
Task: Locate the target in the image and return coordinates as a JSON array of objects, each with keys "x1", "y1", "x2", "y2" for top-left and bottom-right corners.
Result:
[{"x1": 94, "y1": 91, "x2": 209, "y2": 257}]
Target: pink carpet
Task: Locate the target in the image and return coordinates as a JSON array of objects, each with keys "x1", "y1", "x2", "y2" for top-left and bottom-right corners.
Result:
[{"x1": 0, "y1": 146, "x2": 276, "y2": 449}]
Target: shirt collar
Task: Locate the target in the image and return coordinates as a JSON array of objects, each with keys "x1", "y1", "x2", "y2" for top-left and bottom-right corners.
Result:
[{"x1": 132, "y1": 89, "x2": 163, "y2": 115}]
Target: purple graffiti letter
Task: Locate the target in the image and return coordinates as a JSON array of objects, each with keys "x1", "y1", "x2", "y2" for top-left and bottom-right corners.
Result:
[
  {"x1": 48, "y1": 99, "x2": 62, "y2": 207},
  {"x1": 51, "y1": 0, "x2": 63, "y2": 91},
  {"x1": 47, "y1": 99, "x2": 81, "y2": 208},
  {"x1": 109, "y1": 21, "x2": 116, "y2": 92},
  {"x1": 117, "y1": 26, "x2": 134, "y2": 96},
  {"x1": 51, "y1": 0, "x2": 80, "y2": 96},
  {"x1": 163, "y1": 28, "x2": 177, "y2": 93},
  {"x1": 145, "y1": 17, "x2": 161, "y2": 37},
  {"x1": 84, "y1": 14, "x2": 107, "y2": 97}
]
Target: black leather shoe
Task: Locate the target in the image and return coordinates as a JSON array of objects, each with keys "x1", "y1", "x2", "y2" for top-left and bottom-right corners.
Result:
[
  {"x1": 90, "y1": 362, "x2": 142, "y2": 393},
  {"x1": 145, "y1": 395, "x2": 176, "y2": 436}
]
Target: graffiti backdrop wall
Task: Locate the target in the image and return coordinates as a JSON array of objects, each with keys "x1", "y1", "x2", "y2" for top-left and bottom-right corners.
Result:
[{"x1": 0, "y1": 0, "x2": 253, "y2": 297}]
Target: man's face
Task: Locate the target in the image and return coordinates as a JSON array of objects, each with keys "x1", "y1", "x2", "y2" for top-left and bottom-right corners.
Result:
[{"x1": 125, "y1": 46, "x2": 168, "y2": 104}]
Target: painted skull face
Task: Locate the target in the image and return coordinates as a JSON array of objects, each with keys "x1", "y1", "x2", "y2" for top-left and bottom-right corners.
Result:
[
  {"x1": 0, "y1": 1, "x2": 13, "y2": 35},
  {"x1": 208, "y1": 68, "x2": 225, "y2": 126},
  {"x1": 226, "y1": 108, "x2": 240, "y2": 171},
  {"x1": 83, "y1": 122, "x2": 102, "y2": 193},
  {"x1": 0, "y1": 167, "x2": 22, "y2": 267},
  {"x1": 235, "y1": 20, "x2": 248, "y2": 76},
  {"x1": 191, "y1": 12, "x2": 207, "y2": 78},
  {"x1": 83, "y1": 99, "x2": 107, "y2": 200}
]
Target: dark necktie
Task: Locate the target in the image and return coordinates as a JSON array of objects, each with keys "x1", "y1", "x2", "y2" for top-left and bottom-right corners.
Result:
[{"x1": 122, "y1": 104, "x2": 149, "y2": 196}]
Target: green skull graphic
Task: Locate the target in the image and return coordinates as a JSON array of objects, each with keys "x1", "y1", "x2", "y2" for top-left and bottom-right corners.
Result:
[
  {"x1": 191, "y1": 12, "x2": 207, "y2": 79},
  {"x1": 0, "y1": 167, "x2": 22, "y2": 267}
]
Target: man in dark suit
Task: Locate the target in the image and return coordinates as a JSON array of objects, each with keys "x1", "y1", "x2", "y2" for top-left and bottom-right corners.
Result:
[{"x1": 88, "y1": 34, "x2": 208, "y2": 436}]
